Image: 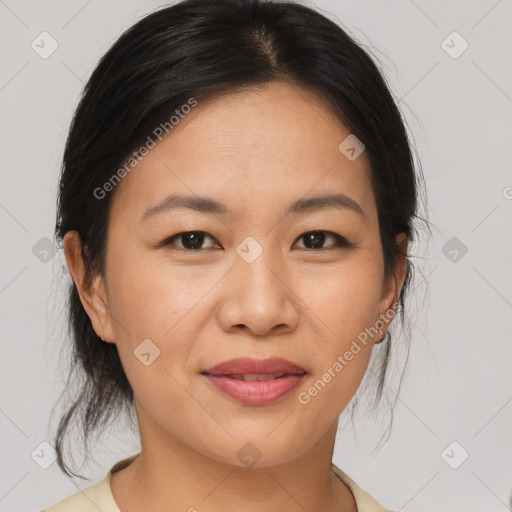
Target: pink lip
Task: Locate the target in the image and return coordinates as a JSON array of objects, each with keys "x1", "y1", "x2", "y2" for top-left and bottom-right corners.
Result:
[
  {"x1": 203, "y1": 357, "x2": 306, "y2": 375},
  {"x1": 202, "y1": 357, "x2": 307, "y2": 406}
]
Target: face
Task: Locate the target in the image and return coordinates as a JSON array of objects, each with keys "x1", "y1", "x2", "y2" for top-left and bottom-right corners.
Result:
[{"x1": 65, "y1": 81, "x2": 406, "y2": 468}]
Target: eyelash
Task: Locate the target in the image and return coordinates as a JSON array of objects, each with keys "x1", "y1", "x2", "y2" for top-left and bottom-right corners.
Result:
[{"x1": 160, "y1": 230, "x2": 353, "y2": 252}]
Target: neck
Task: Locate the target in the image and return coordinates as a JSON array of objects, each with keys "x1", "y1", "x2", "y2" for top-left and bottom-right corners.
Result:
[{"x1": 110, "y1": 419, "x2": 357, "y2": 512}]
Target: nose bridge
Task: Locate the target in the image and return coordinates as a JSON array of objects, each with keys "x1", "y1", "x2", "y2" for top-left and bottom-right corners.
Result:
[
  {"x1": 234, "y1": 239, "x2": 285, "y2": 307},
  {"x1": 241, "y1": 250, "x2": 279, "y2": 292}
]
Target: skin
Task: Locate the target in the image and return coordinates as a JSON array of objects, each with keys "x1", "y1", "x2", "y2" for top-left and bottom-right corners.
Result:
[{"x1": 64, "y1": 81, "x2": 407, "y2": 512}]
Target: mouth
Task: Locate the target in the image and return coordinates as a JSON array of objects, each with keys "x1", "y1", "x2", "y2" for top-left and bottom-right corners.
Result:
[{"x1": 201, "y1": 358, "x2": 307, "y2": 405}]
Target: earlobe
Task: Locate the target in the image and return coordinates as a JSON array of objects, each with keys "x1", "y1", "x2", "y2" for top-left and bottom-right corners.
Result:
[{"x1": 62, "y1": 231, "x2": 115, "y2": 343}]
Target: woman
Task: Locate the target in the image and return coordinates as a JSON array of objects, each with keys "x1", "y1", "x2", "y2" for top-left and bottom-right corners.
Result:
[{"x1": 43, "y1": 0, "x2": 426, "y2": 510}]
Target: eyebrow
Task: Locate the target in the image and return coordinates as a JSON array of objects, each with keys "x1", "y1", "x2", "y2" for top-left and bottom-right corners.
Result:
[{"x1": 141, "y1": 193, "x2": 366, "y2": 221}]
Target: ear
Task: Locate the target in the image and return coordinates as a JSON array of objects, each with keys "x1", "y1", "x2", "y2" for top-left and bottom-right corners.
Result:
[
  {"x1": 375, "y1": 232, "x2": 408, "y2": 343},
  {"x1": 62, "y1": 230, "x2": 116, "y2": 343}
]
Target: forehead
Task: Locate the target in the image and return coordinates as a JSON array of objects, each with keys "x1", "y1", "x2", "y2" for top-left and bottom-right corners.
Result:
[{"x1": 109, "y1": 81, "x2": 376, "y2": 224}]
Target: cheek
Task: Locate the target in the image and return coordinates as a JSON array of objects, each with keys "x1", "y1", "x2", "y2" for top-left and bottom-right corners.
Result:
[
  {"x1": 104, "y1": 260, "x2": 201, "y2": 410},
  {"x1": 297, "y1": 254, "x2": 383, "y2": 397},
  {"x1": 104, "y1": 250, "x2": 228, "y2": 389},
  {"x1": 106, "y1": 252, "x2": 213, "y2": 339},
  {"x1": 303, "y1": 255, "x2": 383, "y2": 340}
]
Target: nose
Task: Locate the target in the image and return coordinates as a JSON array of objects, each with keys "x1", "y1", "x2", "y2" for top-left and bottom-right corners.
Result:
[{"x1": 215, "y1": 251, "x2": 300, "y2": 338}]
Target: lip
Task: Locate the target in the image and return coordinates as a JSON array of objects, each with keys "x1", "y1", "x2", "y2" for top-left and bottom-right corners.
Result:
[
  {"x1": 202, "y1": 357, "x2": 307, "y2": 406},
  {"x1": 203, "y1": 357, "x2": 306, "y2": 375}
]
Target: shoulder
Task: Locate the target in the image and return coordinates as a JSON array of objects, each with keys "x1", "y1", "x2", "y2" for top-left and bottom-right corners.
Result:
[
  {"x1": 41, "y1": 455, "x2": 138, "y2": 512},
  {"x1": 332, "y1": 464, "x2": 396, "y2": 512},
  {"x1": 41, "y1": 474, "x2": 118, "y2": 512}
]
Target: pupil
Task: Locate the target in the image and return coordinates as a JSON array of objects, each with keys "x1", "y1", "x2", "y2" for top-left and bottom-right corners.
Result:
[
  {"x1": 304, "y1": 231, "x2": 324, "y2": 249},
  {"x1": 183, "y1": 232, "x2": 203, "y2": 249}
]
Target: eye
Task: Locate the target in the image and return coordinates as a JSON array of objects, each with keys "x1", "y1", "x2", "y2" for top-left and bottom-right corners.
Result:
[
  {"x1": 160, "y1": 230, "x2": 352, "y2": 252},
  {"x1": 162, "y1": 231, "x2": 220, "y2": 251},
  {"x1": 293, "y1": 230, "x2": 352, "y2": 250}
]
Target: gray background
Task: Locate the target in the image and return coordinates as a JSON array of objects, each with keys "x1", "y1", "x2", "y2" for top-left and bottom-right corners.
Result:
[{"x1": 1, "y1": 0, "x2": 511, "y2": 511}]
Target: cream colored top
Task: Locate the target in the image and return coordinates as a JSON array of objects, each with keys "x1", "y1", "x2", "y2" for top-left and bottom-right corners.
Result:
[{"x1": 42, "y1": 454, "x2": 393, "y2": 512}]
